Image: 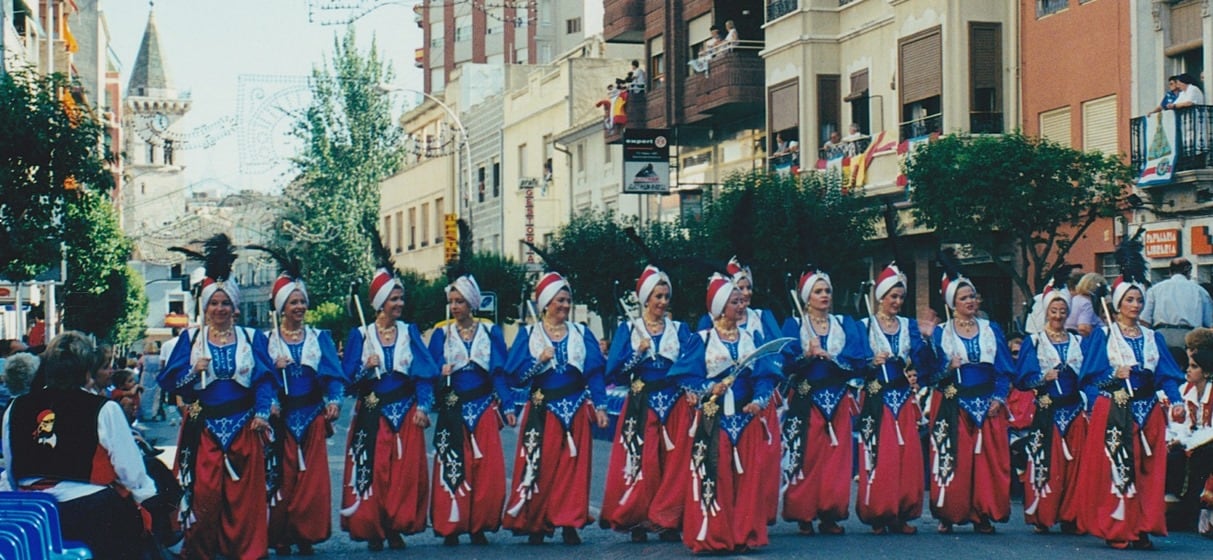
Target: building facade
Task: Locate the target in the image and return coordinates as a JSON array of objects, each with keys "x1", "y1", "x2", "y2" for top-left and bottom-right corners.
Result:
[
  {"x1": 1020, "y1": 0, "x2": 1130, "y2": 282},
  {"x1": 417, "y1": 0, "x2": 589, "y2": 93}
]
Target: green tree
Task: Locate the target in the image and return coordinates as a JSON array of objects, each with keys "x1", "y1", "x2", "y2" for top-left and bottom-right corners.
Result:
[
  {"x1": 287, "y1": 27, "x2": 404, "y2": 306},
  {"x1": 543, "y1": 210, "x2": 658, "y2": 327},
  {"x1": 0, "y1": 71, "x2": 115, "y2": 281},
  {"x1": 61, "y1": 191, "x2": 146, "y2": 345},
  {"x1": 697, "y1": 170, "x2": 881, "y2": 318},
  {"x1": 457, "y1": 251, "x2": 530, "y2": 325},
  {"x1": 905, "y1": 132, "x2": 1134, "y2": 305}
]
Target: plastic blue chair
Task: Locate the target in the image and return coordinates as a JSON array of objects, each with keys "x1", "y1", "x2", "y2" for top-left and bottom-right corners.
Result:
[
  {"x1": 0, "y1": 516, "x2": 48, "y2": 560},
  {"x1": 0, "y1": 525, "x2": 33, "y2": 560},
  {"x1": 0, "y1": 493, "x2": 91, "y2": 559}
]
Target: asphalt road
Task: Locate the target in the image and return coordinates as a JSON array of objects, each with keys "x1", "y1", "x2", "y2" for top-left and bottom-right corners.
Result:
[{"x1": 142, "y1": 412, "x2": 1213, "y2": 559}]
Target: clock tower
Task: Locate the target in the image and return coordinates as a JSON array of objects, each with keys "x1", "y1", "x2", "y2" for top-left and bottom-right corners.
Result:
[{"x1": 122, "y1": 6, "x2": 191, "y2": 258}]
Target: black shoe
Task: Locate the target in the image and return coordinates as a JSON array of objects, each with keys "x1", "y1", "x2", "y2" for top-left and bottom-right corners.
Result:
[
  {"x1": 470, "y1": 532, "x2": 489, "y2": 545},
  {"x1": 443, "y1": 534, "x2": 459, "y2": 546},
  {"x1": 561, "y1": 527, "x2": 582, "y2": 545},
  {"x1": 658, "y1": 529, "x2": 681, "y2": 542},
  {"x1": 630, "y1": 528, "x2": 647, "y2": 543},
  {"x1": 297, "y1": 543, "x2": 315, "y2": 556},
  {"x1": 274, "y1": 545, "x2": 292, "y2": 556},
  {"x1": 527, "y1": 532, "x2": 546, "y2": 545},
  {"x1": 367, "y1": 540, "x2": 384, "y2": 552},
  {"x1": 386, "y1": 533, "x2": 406, "y2": 550}
]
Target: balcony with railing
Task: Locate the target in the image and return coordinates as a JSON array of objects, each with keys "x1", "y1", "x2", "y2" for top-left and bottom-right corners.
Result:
[
  {"x1": 816, "y1": 136, "x2": 872, "y2": 162},
  {"x1": 604, "y1": 88, "x2": 649, "y2": 144},
  {"x1": 899, "y1": 113, "x2": 942, "y2": 141},
  {"x1": 767, "y1": 0, "x2": 797, "y2": 21},
  {"x1": 970, "y1": 112, "x2": 1004, "y2": 134},
  {"x1": 603, "y1": 0, "x2": 646, "y2": 43},
  {"x1": 1130, "y1": 105, "x2": 1213, "y2": 183},
  {"x1": 683, "y1": 41, "x2": 765, "y2": 124}
]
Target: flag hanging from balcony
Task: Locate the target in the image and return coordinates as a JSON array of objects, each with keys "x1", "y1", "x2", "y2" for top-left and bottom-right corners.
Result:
[{"x1": 1139, "y1": 110, "x2": 1178, "y2": 187}]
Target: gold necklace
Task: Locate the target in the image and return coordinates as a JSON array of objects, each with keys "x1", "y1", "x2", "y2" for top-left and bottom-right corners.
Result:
[
  {"x1": 955, "y1": 318, "x2": 977, "y2": 328},
  {"x1": 1117, "y1": 322, "x2": 1141, "y2": 337},
  {"x1": 1044, "y1": 327, "x2": 1068, "y2": 342},
  {"x1": 544, "y1": 321, "x2": 567, "y2": 336},
  {"x1": 809, "y1": 314, "x2": 830, "y2": 330},
  {"x1": 280, "y1": 324, "x2": 304, "y2": 338},
  {"x1": 643, "y1": 315, "x2": 664, "y2": 330},
  {"x1": 456, "y1": 321, "x2": 477, "y2": 338},
  {"x1": 210, "y1": 326, "x2": 234, "y2": 341},
  {"x1": 376, "y1": 322, "x2": 397, "y2": 334},
  {"x1": 716, "y1": 326, "x2": 739, "y2": 341}
]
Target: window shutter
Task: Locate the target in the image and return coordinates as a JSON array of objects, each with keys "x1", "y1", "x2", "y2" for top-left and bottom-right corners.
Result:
[
  {"x1": 970, "y1": 23, "x2": 999, "y2": 90},
  {"x1": 769, "y1": 80, "x2": 799, "y2": 133},
  {"x1": 900, "y1": 29, "x2": 942, "y2": 104},
  {"x1": 1039, "y1": 106, "x2": 1072, "y2": 148},
  {"x1": 1082, "y1": 95, "x2": 1118, "y2": 154}
]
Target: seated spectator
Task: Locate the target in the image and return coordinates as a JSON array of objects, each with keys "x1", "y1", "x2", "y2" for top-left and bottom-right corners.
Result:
[
  {"x1": 1, "y1": 352, "x2": 40, "y2": 410},
  {"x1": 626, "y1": 59, "x2": 646, "y2": 93},
  {"x1": 1171, "y1": 73, "x2": 1205, "y2": 110},
  {"x1": 2, "y1": 331, "x2": 172, "y2": 560},
  {"x1": 109, "y1": 369, "x2": 142, "y2": 425},
  {"x1": 1166, "y1": 328, "x2": 1213, "y2": 534},
  {"x1": 822, "y1": 131, "x2": 845, "y2": 159},
  {"x1": 688, "y1": 26, "x2": 724, "y2": 74},
  {"x1": 1150, "y1": 75, "x2": 1181, "y2": 115}
]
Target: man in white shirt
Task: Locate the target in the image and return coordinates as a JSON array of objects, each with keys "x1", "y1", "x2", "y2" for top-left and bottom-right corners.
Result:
[
  {"x1": 1143, "y1": 258, "x2": 1213, "y2": 366},
  {"x1": 1170, "y1": 73, "x2": 1205, "y2": 109}
]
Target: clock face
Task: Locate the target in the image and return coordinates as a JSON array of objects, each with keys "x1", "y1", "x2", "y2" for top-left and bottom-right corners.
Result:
[{"x1": 152, "y1": 113, "x2": 170, "y2": 132}]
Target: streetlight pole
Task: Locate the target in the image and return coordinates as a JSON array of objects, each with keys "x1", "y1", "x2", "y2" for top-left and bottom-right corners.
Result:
[{"x1": 377, "y1": 84, "x2": 473, "y2": 230}]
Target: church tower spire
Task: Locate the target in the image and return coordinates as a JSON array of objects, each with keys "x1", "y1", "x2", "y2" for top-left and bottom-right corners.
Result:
[{"x1": 126, "y1": 7, "x2": 176, "y2": 98}]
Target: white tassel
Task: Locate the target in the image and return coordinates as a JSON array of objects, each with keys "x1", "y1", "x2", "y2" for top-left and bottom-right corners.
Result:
[
  {"x1": 733, "y1": 446, "x2": 744, "y2": 473},
  {"x1": 339, "y1": 497, "x2": 362, "y2": 517},
  {"x1": 828, "y1": 422, "x2": 839, "y2": 447},
  {"x1": 1025, "y1": 495, "x2": 1040, "y2": 515},
  {"x1": 297, "y1": 444, "x2": 307, "y2": 472},
  {"x1": 224, "y1": 454, "x2": 241, "y2": 481},
  {"x1": 567, "y1": 431, "x2": 578, "y2": 457},
  {"x1": 895, "y1": 421, "x2": 905, "y2": 446},
  {"x1": 663, "y1": 426, "x2": 675, "y2": 451},
  {"x1": 506, "y1": 496, "x2": 526, "y2": 517},
  {"x1": 1062, "y1": 437, "x2": 1073, "y2": 461},
  {"x1": 396, "y1": 433, "x2": 404, "y2": 459},
  {"x1": 697, "y1": 516, "x2": 709, "y2": 541},
  {"x1": 723, "y1": 388, "x2": 736, "y2": 416},
  {"x1": 1140, "y1": 430, "x2": 1153, "y2": 457},
  {"x1": 688, "y1": 412, "x2": 699, "y2": 437},
  {"x1": 449, "y1": 492, "x2": 461, "y2": 523},
  {"x1": 975, "y1": 429, "x2": 983, "y2": 455},
  {"x1": 936, "y1": 486, "x2": 947, "y2": 508},
  {"x1": 864, "y1": 480, "x2": 873, "y2": 505},
  {"x1": 471, "y1": 433, "x2": 484, "y2": 459},
  {"x1": 1111, "y1": 496, "x2": 1126, "y2": 521}
]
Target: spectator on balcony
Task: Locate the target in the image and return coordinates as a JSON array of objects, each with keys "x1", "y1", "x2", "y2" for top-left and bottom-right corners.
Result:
[
  {"x1": 1171, "y1": 73, "x2": 1205, "y2": 110},
  {"x1": 627, "y1": 60, "x2": 646, "y2": 94},
  {"x1": 842, "y1": 122, "x2": 868, "y2": 143},
  {"x1": 688, "y1": 26, "x2": 723, "y2": 74},
  {"x1": 1149, "y1": 76, "x2": 1181, "y2": 115},
  {"x1": 771, "y1": 132, "x2": 799, "y2": 161},
  {"x1": 822, "y1": 131, "x2": 846, "y2": 160},
  {"x1": 722, "y1": 20, "x2": 738, "y2": 51}
]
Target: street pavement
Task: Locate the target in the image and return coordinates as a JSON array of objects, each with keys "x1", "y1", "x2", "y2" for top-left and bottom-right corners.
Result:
[{"x1": 141, "y1": 413, "x2": 1213, "y2": 559}]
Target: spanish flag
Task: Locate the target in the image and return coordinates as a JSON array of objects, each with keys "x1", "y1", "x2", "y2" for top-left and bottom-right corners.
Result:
[{"x1": 849, "y1": 131, "x2": 897, "y2": 189}]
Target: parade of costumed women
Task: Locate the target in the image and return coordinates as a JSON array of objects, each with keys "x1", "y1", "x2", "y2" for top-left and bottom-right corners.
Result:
[
  {"x1": 249, "y1": 245, "x2": 345, "y2": 556},
  {"x1": 1075, "y1": 231, "x2": 1186, "y2": 550},
  {"x1": 670, "y1": 272, "x2": 788, "y2": 554},
  {"x1": 161, "y1": 234, "x2": 276, "y2": 559},
  {"x1": 502, "y1": 249, "x2": 609, "y2": 545},
  {"x1": 855, "y1": 262, "x2": 938, "y2": 534},
  {"x1": 339, "y1": 241, "x2": 439, "y2": 552},
  {"x1": 1012, "y1": 265, "x2": 1087, "y2": 534},
  {"x1": 926, "y1": 249, "x2": 1016, "y2": 534},
  {"x1": 427, "y1": 256, "x2": 515, "y2": 546},
  {"x1": 779, "y1": 265, "x2": 869, "y2": 535},
  {"x1": 600, "y1": 262, "x2": 698, "y2": 542}
]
